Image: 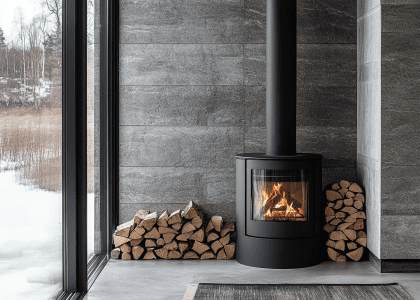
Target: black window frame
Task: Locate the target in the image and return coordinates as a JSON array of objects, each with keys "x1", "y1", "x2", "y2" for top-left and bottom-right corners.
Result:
[{"x1": 57, "y1": 0, "x2": 119, "y2": 298}]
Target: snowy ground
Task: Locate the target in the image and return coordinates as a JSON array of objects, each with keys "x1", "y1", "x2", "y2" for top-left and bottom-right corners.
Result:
[{"x1": 0, "y1": 168, "x2": 94, "y2": 300}]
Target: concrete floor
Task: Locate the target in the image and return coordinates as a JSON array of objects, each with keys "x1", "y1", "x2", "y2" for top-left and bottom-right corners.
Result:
[{"x1": 85, "y1": 260, "x2": 420, "y2": 300}]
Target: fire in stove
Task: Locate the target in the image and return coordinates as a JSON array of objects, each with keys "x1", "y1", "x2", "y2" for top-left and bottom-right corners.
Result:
[{"x1": 253, "y1": 181, "x2": 307, "y2": 221}]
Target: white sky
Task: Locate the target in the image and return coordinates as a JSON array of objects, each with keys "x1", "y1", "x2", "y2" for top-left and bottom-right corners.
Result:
[{"x1": 0, "y1": 0, "x2": 43, "y2": 41}]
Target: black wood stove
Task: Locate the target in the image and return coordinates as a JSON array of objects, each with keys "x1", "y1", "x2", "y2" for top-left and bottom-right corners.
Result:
[{"x1": 236, "y1": 0, "x2": 323, "y2": 269}]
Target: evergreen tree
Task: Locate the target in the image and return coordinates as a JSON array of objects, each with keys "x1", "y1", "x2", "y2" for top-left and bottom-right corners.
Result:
[{"x1": 0, "y1": 28, "x2": 6, "y2": 49}]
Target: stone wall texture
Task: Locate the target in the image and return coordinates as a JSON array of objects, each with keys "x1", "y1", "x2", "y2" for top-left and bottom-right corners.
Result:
[
  {"x1": 119, "y1": 0, "x2": 357, "y2": 223},
  {"x1": 358, "y1": 1, "x2": 420, "y2": 259}
]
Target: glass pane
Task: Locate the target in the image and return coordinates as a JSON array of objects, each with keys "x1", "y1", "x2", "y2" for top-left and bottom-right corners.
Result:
[
  {"x1": 87, "y1": 0, "x2": 101, "y2": 261},
  {"x1": 252, "y1": 169, "x2": 307, "y2": 221},
  {"x1": 0, "y1": 1, "x2": 62, "y2": 298}
]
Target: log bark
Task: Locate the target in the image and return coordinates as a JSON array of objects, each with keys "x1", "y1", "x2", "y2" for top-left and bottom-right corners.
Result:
[
  {"x1": 168, "y1": 210, "x2": 182, "y2": 225},
  {"x1": 140, "y1": 212, "x2": 158, "y2": 231},
  {"x1": 168, "y1": 250, "x2": 182, "y2": 259},
  {"x1": 144, "y1": 227, "x2": 160, "y2": 239},
  {"x1": 115, "y1": 220, "x2": 134, "y2": 237},
  {"x1": 190, "y1": 228, "x2": 204, "y2": 243},
  {"x1": 156, "y1": 211, "x2": 169, "y2": 227},
  {"x1": 210, "y1": 216, "x2": 223, "y2": 232},
  {"x1": 192, "y1": 241, "x2": 210, "y2": 255},
  {"x1": 347, "y1": 247, "x2": 363, "y2": 261},
  {"x1": 154, "y1": 248, "x2": 169, "y2": 260},
  {"x1": 181, "y1": 201, "x2": 199, "y2": 219},
  {"x1": 143, "y1": 249, "x2": 157, "y2": 260},
  {"x1": 184, "y1": 251, "x2": 199, "y2": 259},
  {"x1": 221, "y1": 222, "x2": 235, "y2": 237},
  {"x1": 111, "y1": 248, "x2": 121, "y2": 259},
  {"x1": 201, "y1": 251, "x2": 216, "y2": 260},
  {"x1": 132, "y1": 246, "x2": 144, "y2": 260}
]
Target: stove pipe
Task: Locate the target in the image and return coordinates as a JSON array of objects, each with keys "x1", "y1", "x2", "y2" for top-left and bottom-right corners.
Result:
[{"x1": 266, "y1": 0, "x2": 297, "y2": 156}]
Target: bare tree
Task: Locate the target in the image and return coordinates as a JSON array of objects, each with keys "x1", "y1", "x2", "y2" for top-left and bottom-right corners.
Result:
[
  {"x1": 41, "y1": 0, "x2": 61, "y2": 44},
  {"x1": 14, "y1": 7, "x2": 27, "y2": 88},
  {"x1": 36, "y1": 14, "x2": 49, "y2": 79}
]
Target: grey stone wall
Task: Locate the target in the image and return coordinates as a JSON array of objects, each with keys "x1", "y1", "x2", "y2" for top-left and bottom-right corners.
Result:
[
  {"x1": 358, "y1": 1, "x2": 420, "y2": 259},
  {"x1": 119, "y1": 0, "x2": 357, "y2": 223}
]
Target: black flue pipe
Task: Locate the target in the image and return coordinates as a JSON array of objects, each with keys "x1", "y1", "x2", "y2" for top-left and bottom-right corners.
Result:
[{"x1": 266, "y1": 0, "x2": 297, "y2": 156}]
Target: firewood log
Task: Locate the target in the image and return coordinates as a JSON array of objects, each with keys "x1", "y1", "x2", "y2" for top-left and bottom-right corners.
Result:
[
  {"x1": 134, "y1": 209, "x2": 150, "y2": 225},
  {"x1": 323, "y1": 224, "x2": 335, "y2": 233},
  {"x1": 111, "y1": 248, "x2": 121, "y2": 259},
  {"x1": 342, "y1": 229, "x2": 357, "y2": 241},
  {"x1": 154, "y1": 248, "x2": 168, "y2": 259},
  {"x1": 168, "y1": 209, "x2": 182, "y2": 225},
  {"x1": 210, "y1": 216, "x2": 223, "y2": 232},
  {"x1": 345, "y1": 191, "x2": 355, "y2": 198},
  {"x1": 327, "y1": 248, "x2": 339, "y2": 261},
  {"x1": 224, "y1": 243, "x2": 235, "y2": 259},
  {"x1": 115, "y1": 220, "x2": 134, "y2": 237},
  {"x1": 156, "y1": 238, "x2": 165, "y2": 246},
  {"x1": 158, "y1": 227, "x2": 178, "y2": 234},
  {"x1": 172, "y1": 223, "x2": 182, "y2": 231},
  {"x1": 326, "y1": 240, "x2": 336, "y2": 248},
  {"x1": 348, "y1": 224, "x2": 354, "y2": 230},
  {"x1": 354, "y1": 201, "x2": 363, "y2": 210},
  {"x1": 335, "y1": 212, "x2": 346, "y2": 219},
  {"x1": 351, "y1": 211, "x2": 366, "y2": 219},
  {"x1": 143, "y1": 248, "x2": 156, "y2": 260},
  {"x1": 326, "y1": 216, "x2": 335, "y2": 223},
  {"x1": 122, "y1": 253, "x2": 131, "y2": 260},
  {"x1": 191, "y1": 215, "x2": 203, "y2": 229},
  {"x1": 207, "y1": 232, "x2": 219, "y2": 243},
  {"x1": 168, "y1": 250, "x2": 182, "y2": 259},
  {"x1": 190, "y1": 228, "x2": 204, "y2": 242},
  {"x1": 120, "y1": 243, "x2": 131, "y2": 254},
  {"x1": 221, "y1": 222, "x2": 235, "y2": 237},
  {"x1": 354, "y1": 193, "x2": 365, "y2": 203},
  {"x1": 333, "y1": 200, "x2": 343, "y2": 210},
  {"x1": 179, "y1": 242, "x2": 189, "y2": 254},
  {"x1": 132, "y1": 246, "x2": 144, "y2": 260},
  {"x1": 349, "y1": 183, "x2": 363, "y2": 193},
  {"x1": 354, "y1": 219, "x2": 364, "y2": 230},
  {"x1": 344, "y1": 198, "x2": 354, "y2": 206},
  {"x1": 330, "y1": 231, "x2": 348, "y2": 241},
  {"x1": 347, "y1": 242, "x2": 357, "y2": 250},
  {"x1": 176, "y1": 232, "x2": 193, "y2": 241},
  {"x1": 326, "y1": 190, "x2": 341, "y2": 201},
  {"x1": 347, "y1": 247, "x2": 363, "y2": 261},
  {"x1": 156, "y1": 211, "x2": 169, "y2": 227},
  {"x1": 337, "y1": 188, "x2": 348, "y2": 198},
  {"x1": 332, "y1": 183, "x2": 340, "y2": 190},
  {"x1": 144, "y1": 227, "x2": 160, "y2": 239},
  {"x1": 357, "y1": 231, "x2": 367, "y2": 239},
  {"x1": 113, "y1": 234, "x2": 131, "y2": 247},
  {"x1": 184, "y1": 251, "x2": 199, "y2": 259},
  {"x1": 356, "y1": 238, "x2": 367, "y2": 247},
  {"x1": 330, "y1": 219, "x2": 342, "y2": 226},
  {"x1": 129, "y1": 225, "x2": 146, "y2": 239},
  {"x1": 328, "y1": 203, "x2": 334, "y2": 208},
  {"x1": 145, "y1": 239, "x2": 157, "y2": 248},
  {"x1": 337, "y1": 223, "x2": 352, "y2": 231},
  {"x1": 182, "y1": 222, "x2": 196, "y2": 233},
  {"x1": 130, "y1": 238, "x2": 143, "y2": 247},
  {"x1": 335, "y1": 240, "x2": 345, "y2": 252},
  {"x1": 181, "y1": 201, "x2": 199, "y2": 219},
  {"x1": 217, "y1": 249, "x2": 227, "y2": 259},
  {"x1": 344, "y1": 215, "x2": 356, "y2": 223},
  {"x1": 341, "y1": 207, "x2": 358, "y2": 215},
  {"x1": 164, "y1": 240, "x2": 178, "y2": 251},
  {"x1": 201, "y1": 251, "x2": 216, "y2": 260},
  {"x1": 336, "y1": 255, "x2": 346, "y2": 262},
  {"x1": 325, "y1": 207, "x2": 335, "y2": 216},
  {"x1": 219, "y1": 234, "x2": 230, "y2": 246},
  {"x1": 192, "y1": 241, "x2": 210, "y2": 255},
  {"x1": 211, "y1": 240, "x2": 223, "y2": 254},
  {"x1": 140, "y1": 212, "x2": 158, "y2": 231},
  {"x1": 340, "y1": 180, "x2": 351, "y2": 189},
  {"x1": 163, "y1": 233, "x2": 176, "y2": 244}
]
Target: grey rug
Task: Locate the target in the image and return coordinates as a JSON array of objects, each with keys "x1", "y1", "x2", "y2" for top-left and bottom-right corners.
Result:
[{"x1": 183, "y1": 283, "x2": 413, "y2": 300}]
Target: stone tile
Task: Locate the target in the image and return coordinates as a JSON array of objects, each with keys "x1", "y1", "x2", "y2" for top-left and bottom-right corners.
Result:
[
  {"x1": 298, "y1": 44, "x2": 357, "y2": 87},
  {"x1": 120, "y1": 86, "x2": 245, "y2": 126},
  {"x1": 244, "y1": 126, "x2": 265, "y2": 153},
  {"x1": 198, "y1": 203, "x2": 236, "y2": 221},
  {"x1": 322, "y1": 167, "x2": 357, "y2": 189},
  {"x1": 243, "y1": 44, "x2": 265, "y2": 86},
  {"x1": 382, "y1": 86, "x2": 420, "y2": 107},
  {"x1": 119, "y1": 126, "x2": 244, "y2": 168},
  {"x1": 357, "y1": 6, "x2": 381, "y2": 65},
  {"x1": 381, "y1": 215, "x2": 420, "y2": 259},
  {"x1": 244, "y1": 86, "x2": 265, "y2": 127},
  {"x1": 382, "y1": 0, "x2": 420, "y2": 3},
  {"x1": 207, "y1": 168, "x2": 236, "y2": 204},
  {"x1": 298, "y1": 0, "x2": 356, "y2": 44},
  {"x1": 382, "y1": 4, "x2": 420, "y2": 32},
  {"x1": 119, "y1": 203, "x2": 187, "y2": 224},
  {"x1": 382, "y1": 166, "x2": 420, "y2": 215},
  {"x1": 119, "y1": 167, "x2": 207, "y2": 204},
  {"x1": 244, "y1": 44, "x2": 357, "y2": 87},
  {"x1": 244, "y1": 0, "x2": 266, "y2": 44},
  {"x1": 357, "y1": 0, "x2": 380, "y2": 18},
  {"x1": 381, "y1": 110, "x2": 420, "y2": 166},
  {"x1": 120, "y1": 0, "x2": 244, "y2": 44},
  {"x1": 120, "y1": 44, "x2": 243, "y2": 86}
]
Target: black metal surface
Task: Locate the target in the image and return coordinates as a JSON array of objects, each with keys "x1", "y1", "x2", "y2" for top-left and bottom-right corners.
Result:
[
  {"x1": 236, "y1": 156, "x2": 323, "y2": 269},
  {"x1": 62, "y1": 0, "x2": 88, "y2": 292},
  {"x1": 266, "y1": 0, "x2": 297, "y2": 156}
]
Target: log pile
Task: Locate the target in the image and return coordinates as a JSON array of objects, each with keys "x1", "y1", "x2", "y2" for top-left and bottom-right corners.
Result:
[
  {"x1": 111, "y1": 201, "x2": 236, "y2": 260},
  {"x1": 324, "y1": 180, "x2": 367, "y2": 262}
]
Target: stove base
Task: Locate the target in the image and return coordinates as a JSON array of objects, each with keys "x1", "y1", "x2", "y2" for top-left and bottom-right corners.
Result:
[{"x1": 236, "y1": 233, "x2": 322, "y2": 269}]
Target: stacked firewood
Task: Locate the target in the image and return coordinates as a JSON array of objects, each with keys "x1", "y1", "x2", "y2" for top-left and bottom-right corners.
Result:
[
  {"x1": 324, "y1": 180, "x2": 367, "y2": 262},
  {"x1": 111, "y1": 201, "x2": 236, "y2": 260}
]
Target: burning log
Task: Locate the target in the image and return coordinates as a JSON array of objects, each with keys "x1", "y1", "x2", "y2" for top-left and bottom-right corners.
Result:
[
  {"x1": 324, "y1": 180, "x2": 367, "y2": 262},
  {"x1": 112, "y1": 203, "x2": 236, "y2": 260}
]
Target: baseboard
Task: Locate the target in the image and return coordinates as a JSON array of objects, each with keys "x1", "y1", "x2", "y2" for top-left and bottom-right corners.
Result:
[{"x1": 369, "y1": 250, "x2": 420, "y2": 273}]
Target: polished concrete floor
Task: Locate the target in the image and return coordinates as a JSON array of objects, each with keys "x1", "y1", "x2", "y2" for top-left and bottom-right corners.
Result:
[{"x1": 85, "y1": 260, "x2": 420, "y2": 300}]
